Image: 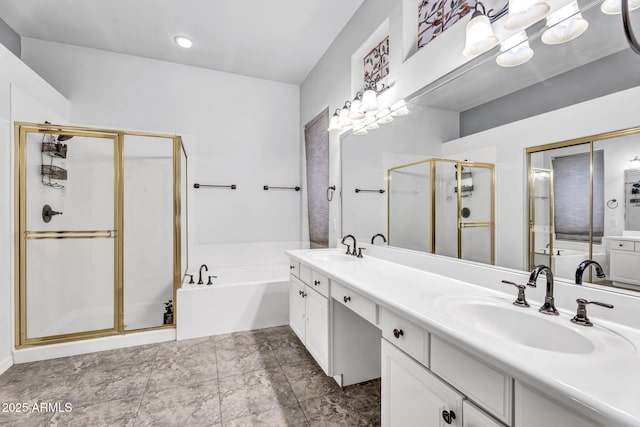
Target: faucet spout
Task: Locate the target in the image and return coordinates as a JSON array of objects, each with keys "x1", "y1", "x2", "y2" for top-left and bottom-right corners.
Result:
[
  {"x1": 575, "y1": 260, "x2": 606, "y2": 285},
  {"x1": 341, "y1": 234, "x2": 357, "y2": 255},
  {"x1": 198, "y1": 264, "x2": 209, "y2": 285},
  {"x1": 371, "y1": 233, "x2": 387, "y2": 245},
  {"x1": 528, "y1": 265, "x2": 558, "y2": 315}
]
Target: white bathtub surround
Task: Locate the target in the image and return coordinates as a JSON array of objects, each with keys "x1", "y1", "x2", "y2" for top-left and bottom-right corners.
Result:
[
  {"x1": 177, "y1": 241, "x2": 307, "y2": 340},
  {"x1": 287, "y1": 246, "x2": 640, "y2": 426},
  {"x1": 12, "y1": 329, "x2": 175, "y2": 364}
]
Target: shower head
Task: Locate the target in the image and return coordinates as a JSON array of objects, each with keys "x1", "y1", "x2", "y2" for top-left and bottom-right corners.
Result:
[{"x1": 57, "y1": 134, "x2": 73, "y2": 142}]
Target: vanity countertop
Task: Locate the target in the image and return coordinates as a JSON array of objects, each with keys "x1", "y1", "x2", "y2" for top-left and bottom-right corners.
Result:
[{"x1": 287, "y1": 248, "x2": 640, "y2": 427}]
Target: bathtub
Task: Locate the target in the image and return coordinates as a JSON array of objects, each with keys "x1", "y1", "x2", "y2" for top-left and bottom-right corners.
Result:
[
  {"x1": 176, "y1": 242, "x2": 305, "y2": 340},
  {"x1": 534, "y1": 248, "x2": 607, "y2": 282}
]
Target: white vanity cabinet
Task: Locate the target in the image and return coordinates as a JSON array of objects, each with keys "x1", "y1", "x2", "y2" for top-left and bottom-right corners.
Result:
[
  {"x1": 382, "y1": 339, "x2": 463, "y2": 427},
  {"x1": 289, "y1": 274, "x2": 330, "y2": 373},
  {"x1": 609, "y1": 237, "x2": 640, "y2": 288}
]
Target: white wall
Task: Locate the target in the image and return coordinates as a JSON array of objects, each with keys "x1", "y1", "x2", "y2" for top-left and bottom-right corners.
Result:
[
  {"x1": 0, "y1": 42, "x2": 69, "y2": 372},
  {"x1": 442, "y1": 86, "x2": 640, "y2": 270},
  {"x1": 21, "y1": 38, "x2": 301, "y2": 250}
]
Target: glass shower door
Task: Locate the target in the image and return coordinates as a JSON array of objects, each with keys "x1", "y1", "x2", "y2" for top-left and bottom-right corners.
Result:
[
  {"x1": 458, "y1": 162, "x2": 495, "y2": 265},
  {"x1": 19, "y1": 127, "x2": 118, "y2": 343}
]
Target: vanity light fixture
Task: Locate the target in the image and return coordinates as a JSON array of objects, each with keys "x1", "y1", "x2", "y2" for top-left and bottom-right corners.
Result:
[
  {"x1": 503, "y1": 0, "x2": 551, "y2": 30},
  {"x1": 361, "y1": 79, "x2": 384, "y2": 113},
  {"x1": 328, "y1": 109, "x2": 343, "y2": 133},
  {"x1": 364, "y1": 114, "x2": 380, "y2": 131},
  {"x1": 376, "y1": 108, "x2": 394, "y2": 124},
  {"x1": 631, "y1": 155, "x2": 640, "y2": 168},
  {"x1": 542, "y1": 1, "x2": 589, "y2": 45},
  {"x1": 174, "y1": 35, "x2": 193, "y2": 49},
  {"x1": 348, "y1": 93, "x2": 366, "y2": 120},
  {"x1": 601, "y1": 0, "x2": 640, "y2": 14},
  {"x1": 353, "y1": 125, "x2": 369, "y2": 135},
  {"x1": 462, "y1": 2, "x2": 502, "y2": 56},
  {"x1": 496, "y1": 31, "x2": 534, "y2": 67},
  {"x1": 339, "y1": 102, "x2": 353, "y2": 128}
]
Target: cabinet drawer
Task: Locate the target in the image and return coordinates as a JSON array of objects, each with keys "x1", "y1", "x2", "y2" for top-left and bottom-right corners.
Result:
[
  {"x1": 463, "y1": 401, "x2": 506, "y2": 427},
  {"x1": 289, "y1": 260, "x2": 300, "y2": 278},
  {"x1": 310, "y1": 270, "x2": 329, "y2": 298},
  {"x1": 299, "y1": 263, "x2": 312, "y2": 285},
  {"x1": 431, "y1": 336, "x2": 512, "y2": 425},
  {"x1": 379, "y1": 307, "x2": 428, "y2": 367},
  {"x1": 332, "y1": 281, "x2": 377, "y2": 325},
  {"x1": 610, "y1": 240, "x2": 634, "y2": 251}
]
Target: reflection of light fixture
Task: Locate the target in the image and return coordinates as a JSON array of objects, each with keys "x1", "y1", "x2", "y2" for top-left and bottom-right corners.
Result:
[
  {"x1": 390, "y1": 100, "x2": 410, "y2": 116},
  {"x1": 348, "y1": 93, "x2": 365, "y2": 120},
  {"x1": 496, "y1": 32, "x2": 534, "y2": 67},
  {"x1": 353, "y1": 121, "x2": 368, "y2": 135},
  {"x1": 463, "y1": 3, "x2": 501, "y2": 56},
  {"x1": 328, "y1": 109, "x2": 342, "y2": 133},
  {"x1": 601, "y1": 0, "x2": 640, "y2": 14},
  {"x1": 631, "y1": 155, "x2": 640, "y2": 168},
  {"x1": 174, "y1": 35, "x2": 193, "y2": 48},
  {"x1": 376, "y1": 108, "x2": 394, "y2": 124},
  {"x1": 504, "y1": 0, "x2": 550, "y2": 30},
  {"x1": 535, "y1": 171, "x2": 550, "y2": 179},
  {"x1": 542, "y1": 1, "x2": 589, "y2": 45},
  {"x1": 364, "y1": 114, "x2": 380, "y2": 130}
]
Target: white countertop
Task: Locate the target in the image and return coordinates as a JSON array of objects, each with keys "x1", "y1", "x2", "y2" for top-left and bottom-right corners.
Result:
[{"x1": 286, "y1": 248, "x2": 640, "y2": 427}]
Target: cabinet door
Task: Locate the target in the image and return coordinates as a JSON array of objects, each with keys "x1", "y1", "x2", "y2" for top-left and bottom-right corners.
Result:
[
  {"x1": 463, "y1": 401, "x2": 505, "y2": 427},
  {"x1": 289, "y1": 280, "x2": 306, "y2": 343},
  {"x1": 515, "y1": 381, "x2": 599, "y2": 427},
  {"x1": 382, "y1": 339, "x2": 463, "y2": 427},
  {"x1": 305, "y1": 287, "x2": 329, "y2": 373},
  {"x1": 610, "y1": 250, "x2": 640, "y2": 285}
]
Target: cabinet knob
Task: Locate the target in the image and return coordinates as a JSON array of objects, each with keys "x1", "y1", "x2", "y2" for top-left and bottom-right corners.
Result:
[
  {"x1": 393, "y1": 328, "x2": 404, "y2": 339},
  {"x1": 314, "y1": 280, "x2": 320, "y2": 286},
  {"x1": 442, "y1": 409, "x2": 456, "y2": 424},
  {"x1": 619, "y1": 243, "x2": 624, "y2": 247},
  {"x1": 343, "y1": 296, "x2": 351, "y2": 303},
  {"x1": 290, "y1": 265, "x2": 295, "y2": 270},
  {"x1": 298, "y1": 290, "x2": 303, "y2": 296}
]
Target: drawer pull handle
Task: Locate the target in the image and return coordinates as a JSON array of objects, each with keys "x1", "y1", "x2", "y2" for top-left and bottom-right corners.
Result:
[
  {"x1": 620, "y1": 243, "x2": 624, "y2": 247},
  {"x1": 290, "y1": 265, "x2": 295, "y2": 270},
  {"x1": 442, "y1": 410, "x2": 456, "y2": 424},
  {"x1": 343, "y1": 296, "x2": 351, "y2": 303},
  {"x1": 393, "y1": 328, "x2": 404, "y2": 339},
  {"x1": 314, "y1": 280, "x2": 320, "y2": 286}
]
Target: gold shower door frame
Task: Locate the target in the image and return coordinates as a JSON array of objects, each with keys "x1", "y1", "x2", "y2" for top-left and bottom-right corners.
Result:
[
  {"x1": 387, "y1": 158, "x2": 495, "y2": 264},
  {"x1": 14, "y1": 122, "x2": 184, "y2": 348}
]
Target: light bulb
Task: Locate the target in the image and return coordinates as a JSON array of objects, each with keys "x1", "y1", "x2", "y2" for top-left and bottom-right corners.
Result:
[
  {"x1": 542, "y1": 2, "x2": 588, "y2": 45},
  {"x1": 496, "y1": 32, "x2": 534, "y2": 67},
  {"x1": 504, "y1": 0, "x2": 551, "y2": 30},
  {"x1": 348, "y1": 97, "x2": 365, "y2": 120},
  {"x1": 463, "y1": 13, "x2": 499, "y2": 56},
  {"x1": 339, "y1": 106, "x2": 353, "y2": 127},
  {"x1": 361, "y1": 88, "x2": 378, "y2": 113},
  {"x1": 328, "y1": 111, "x2": 342, "y2": 133}
]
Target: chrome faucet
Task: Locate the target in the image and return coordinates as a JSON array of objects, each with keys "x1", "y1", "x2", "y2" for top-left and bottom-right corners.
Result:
[
  {"x1": 527, "y1": 265, "x2": 558, "y2": 315},
  {"x1": 575, "y1": 260, "x2": 606, "y2": 285},
  {"x1": 371, "y1": 233, "x2": 387, "y2": 245},
  {"x1": 198, "y1": 264, "x2": 208, "y2": 284},
  {"x1": 341, "y1": 234, "x2": 357, "y2": 255}
]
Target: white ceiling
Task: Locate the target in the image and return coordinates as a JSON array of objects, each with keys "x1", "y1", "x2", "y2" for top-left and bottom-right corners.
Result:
[{"x1": 0, "y1": 0, "x2": 365, "y2": 84}]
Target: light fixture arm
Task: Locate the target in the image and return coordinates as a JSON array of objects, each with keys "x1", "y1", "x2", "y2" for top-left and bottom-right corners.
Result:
[
  {"x1": 622, "y1": 0, "x2": 640, "y2": 54},
  {"x1": 473, "y1": 1, "x2": 509, "y2": 23}
]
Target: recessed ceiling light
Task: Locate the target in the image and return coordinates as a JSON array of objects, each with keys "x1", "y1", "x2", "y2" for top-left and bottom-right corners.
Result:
[{"x1": 174, "y1": 35, "x2": 193, "y2": 49}]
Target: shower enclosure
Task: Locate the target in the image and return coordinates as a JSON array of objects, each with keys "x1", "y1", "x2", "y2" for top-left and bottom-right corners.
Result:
[
  {"x1": 15, "y1": 122, "x2": 187, "y2": 347},
  {"x1": 387, "y1": 158, "x2": 495, "y2": 264}
]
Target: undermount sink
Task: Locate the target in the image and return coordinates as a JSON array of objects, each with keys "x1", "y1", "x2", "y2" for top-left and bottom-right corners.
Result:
[
  {"x1": 308, "y1": 251, "x2": 355, "y2": 263},
  {"x1": 438, "y1": 296, "x2": 634, "y2": 355}
]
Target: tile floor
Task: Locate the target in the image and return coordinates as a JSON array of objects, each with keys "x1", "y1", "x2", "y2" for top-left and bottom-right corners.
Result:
[{"x1": 0, "y1": 326, "x2": 381, "y2": 426}]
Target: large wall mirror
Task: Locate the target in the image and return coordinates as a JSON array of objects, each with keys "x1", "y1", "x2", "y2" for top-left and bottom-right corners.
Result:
[
  {"x1": 340, "y1": 0, "x2": 640, "y2": 294},
  {"x1": 528, "y1": 129, "x2": 640, "y2": 291}
]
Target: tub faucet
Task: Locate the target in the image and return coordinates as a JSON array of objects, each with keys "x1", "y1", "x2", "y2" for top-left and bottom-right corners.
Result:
[
  {"x1": 575, "y1": 260, "x2": 606, "y2": 285},
  {"x1": 341, "y1": 234, "x2": 357, "y2": 255},
  {"x1": 371, "y1": 233, "x2": 387, "y2": 245},
  {"x1": 198, "y1": 264, "x2": 208, "y2": 284},
  {"x1": 527, "y1": 265, "x2": 558, "y2": 315}
]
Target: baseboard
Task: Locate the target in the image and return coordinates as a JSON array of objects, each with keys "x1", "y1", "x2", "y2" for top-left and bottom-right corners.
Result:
[
  {"x1": 0, "y1": 355, "x2": 13, "y2": 375},
  {"x1": 13, "y1": 329, "x2": 176, "y2": 364}
]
